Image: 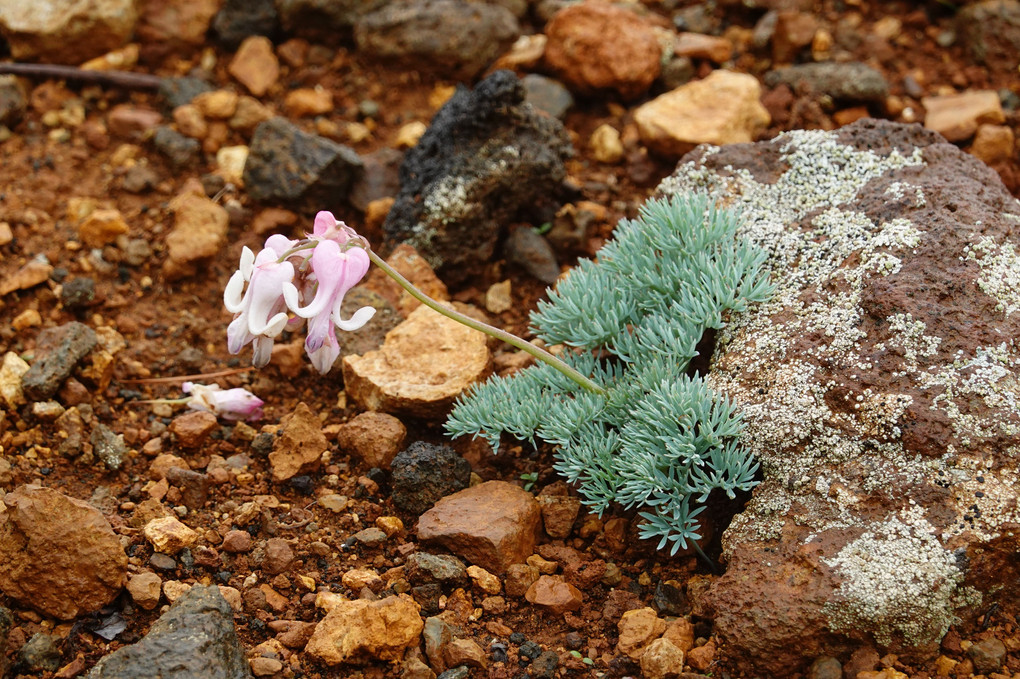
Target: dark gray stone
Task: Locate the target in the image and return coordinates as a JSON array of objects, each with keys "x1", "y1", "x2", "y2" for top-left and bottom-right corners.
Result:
[
  {"x1": 764, "y1": 62, "x2": 889, "y2": 103},
  {"x1": 242, "y1": 117, "x2": 363, "y2": 207},
  {"x1": 91, "y1": 423, "x2": 127, "y2": 470},
  {"x1": 505, "y1": 226, "x2": 559, "y2": 284},
  {"x1": 22, "y1": 322, "x2": 97, "y2": 401},
  {"x1": 61, "y1": 277, "x2": 96, "y2": 311},
  {"x1": 0, "y1": 75, "x2": 27, "y2": 127},
  {"x1": 152, "y1": 126, "x2": 202, "y2": 167},
  {"x1": 383, "y1": 70, "x2": 573, "y2": 282},
  {"x1": 166, "y1": 467, "x2": 211, "y2": 509},
  {"x1": 522, "y1": 74, "x2": 573, "y2": 120},
  {"x1": 0, "y1": 605, "x2": 12, "y2": 677},
  {"x1": 213, "y1": 0, "x2": 278, "y2": 49},
  {"x1": 158, "y1": 77, "x2": 215, "y2": 110},
  {"x1": 423, "y1": 615, "x2": 453, "y2": 670},
  {"x1": 437, "y1": 667, "x2": 470, "y2": 679},
  {"x1": 18, "y1": 633, "x2": 62, "y2": 672},
  {"x1": 85, "y1": 585, "x2": 251, "y2": 679},
  {"x1": 390, "y1": 441, "x2": 471, "y2": 514},
  {"x1": 349, "y1": 147, "x2": 404, "y2": 212},
  {"x1": 957, "y1": 0, "x2": 1020, "y2": 67},
  {"x1": 355, "y1": 0, "x2": 520, "y2": 80},
  {"x1": 532, "y1": 650, "x2": 560, "y2": 678},
  {"x1": 405, "y1": 552, "x2": 467, "y2": 586}
]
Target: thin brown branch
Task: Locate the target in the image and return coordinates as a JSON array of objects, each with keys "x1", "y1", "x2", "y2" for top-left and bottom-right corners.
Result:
[{"x1": 0, "y1": 62, "x2": 162, "y2": 90}]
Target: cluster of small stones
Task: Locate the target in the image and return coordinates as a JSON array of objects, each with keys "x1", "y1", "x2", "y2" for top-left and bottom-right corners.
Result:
[{"x1": 659, "y1": 120, "x2": 1020, "y2": 651}]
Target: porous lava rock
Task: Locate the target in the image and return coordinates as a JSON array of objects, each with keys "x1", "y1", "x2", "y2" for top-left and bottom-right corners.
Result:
[
  {"x1": 382, "y1": 69, "x2": 572, "y2": 282},
  {"x1": 0, "y1": 485, "x2": 127, "y2": 620},
  {"x1": 85, "y1": 585, "x2": 249, "y2": 679},
  {"x1": 416, "y1": 480, "x2": 541, "y2": 573},
  {"x1": 657, "y1": 118, "x2": 1020, "y2": 674},
  {"x1": 390, "y1": 441, "x2": 472, "y2": 515}
]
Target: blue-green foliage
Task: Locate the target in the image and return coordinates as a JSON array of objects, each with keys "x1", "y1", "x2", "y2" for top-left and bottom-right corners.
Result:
[{"x1": 445, "y1": 194, "x2": 774, "y2": 554}]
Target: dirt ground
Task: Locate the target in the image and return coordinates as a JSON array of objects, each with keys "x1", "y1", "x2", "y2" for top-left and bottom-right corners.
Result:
[{"x1": 1, "y1": 1, "x2": 1019, "y2": 678}]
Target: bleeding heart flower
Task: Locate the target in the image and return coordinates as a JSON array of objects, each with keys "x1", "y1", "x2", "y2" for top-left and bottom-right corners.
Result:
[{"x1": 182, "y1": 382, "x2": 264, "y2": 421}]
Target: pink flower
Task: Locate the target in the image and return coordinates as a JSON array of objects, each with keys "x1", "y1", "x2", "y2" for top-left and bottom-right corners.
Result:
[
  {"x1": 182, "y1": 382, "x2": 264, "y2": 421},
  {"x1": 224, "y1": 235, "x2": 297, "y2": 368}
]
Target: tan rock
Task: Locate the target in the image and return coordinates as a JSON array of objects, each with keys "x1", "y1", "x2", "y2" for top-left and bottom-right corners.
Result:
[
  {"x1": 144, "y1": 516, "x2": 199, "y2": 554},
  {"x1": 336, "y1": 411, "x2": 407, "y2": 469},
  {"x1": 526, "y1": 554, "x2": 558, "y2": 575},
  {"x1": 343, "y1": 304, "x2": 491, "y2": 419},
  {"x1": 617, "y1": 607, "x2": 667, "y2": 659},
  {"x1": 0, "y1": 485, "x2": 128, "y2": 619},
  {"x1": 444, "y1": 638, "x2": 487, "y2": 669},
  {"x1": 162, "y1": 579, "x2": 192, "y2": 603},
  {"x1": 467, "y1": 565, "x2": 501, "y2": 595},
  {"x1": 772, "y1": 10, "x2": 817, "y2": 63},
  {"x1": 78, "y1": 208, "x2": 129, "y2": 248},
  {"x1": 0, "y1": 258, "x2": 53, "y2": 296},
  {"x1": 229, "y1": 95, "x2": 273, "y2": 132},
  {"x1": 269, "y1": 402, "x2": 328, "y2": 482},
  {"x1": 230, "y1": 36, "x2": 280, "y2": 97},
  {"x1": 504, "y1": 563, "x2": 540, "y2": 598},
  {"x1": 284, "y1": 87, "x2": 334, "y2": 117},
  {"x1": 674, "y1": 32, "x2": 733, "y2": 64},
  {"x1": 126, "y1": 571, "x2": 162, "y2": 610},
  {"x1": 107, "y1": 104, "x2": 162, "y2": 139},
  {"x1": 0, "y1": 352, "x2": 30, "y2": 408},
  {"x1": 395, "y1": 121, "x2": 427, "y2": 148},
  {"x1": 641, "y1": 637, "x2": 686, "y2": 679},
  {"x1": 524, "y1": 575, "x2": 583, "y2": 615},
  {"x1": 536, "y1": 494, "x2": 581, "y2": 539},
  {"x1": 172, "y1": 104, "x2": 207, "y2": 139},
  {"x1": 0, "y1": 0, "x2": 138, "y2": 64},
  {"x1": 375, "y1": 515, "x2": 404, "y2": 536},
  {"x1": 417, "y1": 480, "x2": 541, "y2": 574},
  {"x1": 193, "y1": 90, "x2": 240, "y2": 120},
  {"x1": 634, "y1": 70, "x2": 770, "y2": 158},
  {"x1": 922, "y1": 90, "x2": 1004, "y2": 142},
  {"x1": 305, "y1": 594, "x2": 423, "y2": 665},
  {"x1": 342, "y1": 567, "x2": 384, "y2": 592},
  {"x1": 162, "y1": 191, "x2": 229, "y2": 280},
  {"x1": 970, "y1": 124, "x2": 1014, "y2": 165},
  {"x1": 590, "y1": 123, "x2": 624, "y2": 164},
  {"x1": 484, "y1": 280, "x2": 512, "y2": 314},
  {"x1": 543, "y1": 1, "x2": 662, "y2": 100}
]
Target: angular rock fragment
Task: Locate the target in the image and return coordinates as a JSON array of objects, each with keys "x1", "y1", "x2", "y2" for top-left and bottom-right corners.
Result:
[{"x1": 305, "y1": 594, "x2": 423, "y2": 665}]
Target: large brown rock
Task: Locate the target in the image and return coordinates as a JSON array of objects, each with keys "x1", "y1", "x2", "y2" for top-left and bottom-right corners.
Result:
[
  {"x1": 305, "y1": 594, "x2": 423, "y2": 665},
  {"x1": 542, "y1": 1, "x2": 662, "y2": 100},
  {"x1": 416, "y1": 480, "x2": 541, "y2": 573},
  {"x1": 342, "y1": 304, "x2": 491, "y2": 418},
  {"x1": 657, "y1": 119, "x2": 1020, "y2": 674},
  {"x1": 0, "y1": 0, "x2": 137, "y2": 64},
  {"x1": 0, "y1": 485, "x2": 127, "y2": 619}
]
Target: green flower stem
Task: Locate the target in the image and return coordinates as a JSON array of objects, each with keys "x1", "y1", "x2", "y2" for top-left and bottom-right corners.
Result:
[{"x1": 366, "y1": 249, "x2": 607, "y2": 396}]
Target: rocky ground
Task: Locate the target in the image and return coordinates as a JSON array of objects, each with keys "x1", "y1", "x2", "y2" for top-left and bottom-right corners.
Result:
[{"x1": 0, "y1": 1, "x2": 1019, "y2": 678}]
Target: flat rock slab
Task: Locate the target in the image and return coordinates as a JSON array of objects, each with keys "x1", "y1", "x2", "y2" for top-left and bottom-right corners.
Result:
[
  {"x1": 416, "y1": 480, "x2": 541, "y2": 574},
  {"x1": 342, "y1": 304, "x2": 491, "y2": 419},
  {"x1": 658, "y1": 118, "x2": 1020, "y2": 674},
  {"x1": 85, "y1": 585, "x2": 250, "y2": 679},
  {"x1": 0, "y1": 485, "x2": 127, "y2": 620}
]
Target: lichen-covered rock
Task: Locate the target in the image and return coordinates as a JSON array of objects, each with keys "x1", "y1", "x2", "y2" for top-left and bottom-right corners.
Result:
[
  {"x1": 0, "y1": 485, "x2": 127, "y2": 620},
  {"x1": 658, "y1": 118, "x2": 1020, "y2": 674},
  {"x1": 382, "y1": 70, "x2": 572, "y2": 282}
]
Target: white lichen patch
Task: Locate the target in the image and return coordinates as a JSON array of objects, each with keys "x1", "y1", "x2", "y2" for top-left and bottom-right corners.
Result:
[
  {"x1": 966, "y1": 237, "x2": 1020, "y2": 316},
  {"x1": 822, "y1": 510, "x2": 966, "y2": 646}
]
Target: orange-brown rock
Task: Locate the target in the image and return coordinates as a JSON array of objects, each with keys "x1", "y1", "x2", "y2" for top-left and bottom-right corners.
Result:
[
  {"x1": 617, "y1": 607, "x2": 666, "y2": 660},
  {"x1": 305, "y1": 594, "x2": 423, "y2": 665},
  {"x1": 336, "y1": 411, "x2": 407, "y2": 469},
  {"x1": 416, "y1": 481, "x2": 540, "y2": 574},
  {"x1": 524, "y1": 575, "x2": 582, "y2": 615},
  {"x1": 0, "y1": 485, "x2": 127, "y2": 619},
  {"x1": 542, "y1": 1, "x2": 662, "y2": 100}
]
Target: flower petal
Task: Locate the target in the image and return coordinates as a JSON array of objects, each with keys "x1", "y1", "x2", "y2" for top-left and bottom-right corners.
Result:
[
  {"x1": 313, "y1": 211, "x2": 337, "y2": 236},
  {"x1": 335, "y1": 305, "x2": 376, "y2": 331},
  {"x1": 223, "y1": 270, "x2": 248, "y2": 313},
  {"x1": 239, "y1": 246, "x2": 256, "y2": 279}
]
